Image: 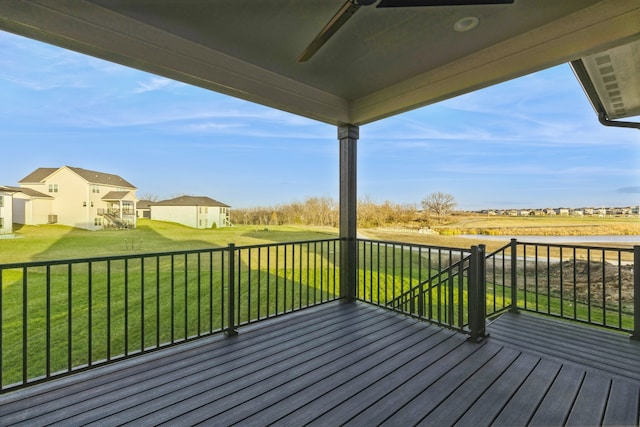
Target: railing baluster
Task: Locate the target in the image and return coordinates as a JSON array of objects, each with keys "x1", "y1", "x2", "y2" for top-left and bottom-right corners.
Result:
[
  {"x1": 197, "y1": 253, "x2": 201, "y2": 337},
  {"x1": 247, "y1": 248, "x2": 252, "y2": 321},
  {"x1": 124, "y1": 258, "x2": 129, "y2": 355},
  {"x1": 141, "y1": 257, "x2": 145, "y2": 349},
  {"x1": 170, "y1": 255, "x2": 175, "y2": 343},
  {"x1": 107, "y1": 260, "x2": 112, "y2": 359},
  {"x1": 559, "y1": 247, "x2": 564, "y2": 318},
  {"x1": 88, "y1": 262, "x2": 92, "y2": 366},
  {"x1": 46, "y1": 265, "x2": 51, "y2": 377},
  {"x1": 257, "y1": 247, "x2": 262, "y2": 320},
  {"x1": 184, "y1": 253, "x2": 188, "y2": 340},
  {"x1": 155, "y1": 257, "x2": 160, "y2": 348},
  {"x1": 67, "y1": 264, "x2": 72, "y2": 372},
  {"x1": 226, "y1": 243, "x2": 237, "y2": 337},
  {"x1": 22, "y1": 267, "x2": 27, "y2": 384},
  {"x1": 632, "y1": 246, "x2": 640, "y2": 340},
  {"x1": 602, "y1": 249, "x2": 606, "y2": 327},
  {"x1": 587, "y1": 248, "x2": 592, "y2": 324},
  {"x1": 0, "y1": 268, "x2": 3, "y2": 390}
]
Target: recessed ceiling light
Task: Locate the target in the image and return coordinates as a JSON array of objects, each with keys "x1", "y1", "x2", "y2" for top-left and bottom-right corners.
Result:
[{"x1": 453, "y1": 16, "x2": 479, "y2": 33}]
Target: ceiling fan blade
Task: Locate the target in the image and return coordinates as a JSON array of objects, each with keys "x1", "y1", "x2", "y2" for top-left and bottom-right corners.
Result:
[
  {"x1": 297, "y1": 1, "x2": 361, "y2": 63},
  {"x1": 377, "y1": 0, "x2": 514, "y2": 7}
]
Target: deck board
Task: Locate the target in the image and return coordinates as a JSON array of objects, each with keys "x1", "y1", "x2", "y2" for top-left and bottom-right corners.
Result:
[
  {"x1": 2, "y1": 301, "x2": 640, "y2": 427},
  {"x1": 486, "y1": 311, "x2": 640, "y2": 382}
]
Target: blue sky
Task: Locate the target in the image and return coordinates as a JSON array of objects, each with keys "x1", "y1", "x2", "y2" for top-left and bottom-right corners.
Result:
[{"x1": 1, "y1": 30, "x2": 638, "y2": 211}]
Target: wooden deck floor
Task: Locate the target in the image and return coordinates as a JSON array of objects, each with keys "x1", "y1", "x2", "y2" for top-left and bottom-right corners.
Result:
[{"x1": 1, "y1": 301, "x2": 639, "y2": 426}]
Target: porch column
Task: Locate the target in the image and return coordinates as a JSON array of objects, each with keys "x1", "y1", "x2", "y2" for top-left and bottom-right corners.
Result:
[{"x1": 339, "y1": 124, "x2": 358, "y2": 302}]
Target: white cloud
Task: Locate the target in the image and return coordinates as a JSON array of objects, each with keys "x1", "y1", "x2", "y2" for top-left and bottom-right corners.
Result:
[{"x1": 133, "y1": 77, "x2": 174, "y2": 94}]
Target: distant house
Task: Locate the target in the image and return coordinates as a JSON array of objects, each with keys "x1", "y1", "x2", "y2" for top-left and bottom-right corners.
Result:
[
  {"x1": 136, "y1": 199, "x2": 153, "y2": 219},
  {"x1": 0, "y1": 186, "x2": 18, "y2": 234},
  {"x1": 151, "y1": 195, "x2": 230, "y2": 229},
  {"x1": 15, "y1": 166, "x2": 137, "y2": 230}
]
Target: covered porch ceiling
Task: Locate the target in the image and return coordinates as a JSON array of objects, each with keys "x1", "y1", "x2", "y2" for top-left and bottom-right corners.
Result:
[{"x1": 0, "y1": 0, "x2": 639, "y2": 127}]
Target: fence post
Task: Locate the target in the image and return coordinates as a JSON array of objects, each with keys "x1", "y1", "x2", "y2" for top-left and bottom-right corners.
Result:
[
  {"x1": 509, "y1": 238, "x2": 519, "y2": 313},
  {"x1": 468, "y1": 245, "x2": 486, "y2": 342},
  {"x1": 225, "y1": 243, "x2": 238, "y2": 337},
  {"x1": 632, "y1": 246, "x2": 640, "y2": 340}
]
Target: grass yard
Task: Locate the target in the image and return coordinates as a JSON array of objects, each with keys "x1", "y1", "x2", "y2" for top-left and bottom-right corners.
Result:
[{"x1": 0, "y1": 220, "x2": 339, "y2": 264}]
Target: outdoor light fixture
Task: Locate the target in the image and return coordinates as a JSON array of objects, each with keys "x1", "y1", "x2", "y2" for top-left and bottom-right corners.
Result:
[{"x1": 453, "y1": 16, "x2": 479, "y2": 32}]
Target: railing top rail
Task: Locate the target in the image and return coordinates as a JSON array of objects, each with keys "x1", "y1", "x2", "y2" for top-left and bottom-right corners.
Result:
[
  {"x1": 516, "y1": 240, "x2": 634, "y2": 252},
  {"x1": 357, "y1": 237, "x2": 471, "y2": 253},
  {"x1": 485, "y1": 242, "x2": 512, "y2": 258},
  {"x1": 238, "y1": 237, "x2": 340, "y2": 251},
  {"x1": 0, "y1": 237, "x2": 341, "y2": 269},
  {"x1": 388, "y1": 253, "x2": 472, "y2": 306}
]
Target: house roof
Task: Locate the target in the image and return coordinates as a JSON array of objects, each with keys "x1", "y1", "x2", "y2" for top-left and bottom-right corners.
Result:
[
  {"x1": 4, "y1": 186, "x2": 53, "y2": 199},
  {"x1": 136, "y1": 200, "x2": 153, "y2": 209},
  {"x1": 153, "y1": 196, "x2": 230, "y2": 208},
  {"x1": 18, "y1": 166, "x2": 136, "y2": 189},
  {"x1": 18, "y1": 168, "x2": 58, "y2": 184},
  {"x1": 0, "y1": 1, "x2": 637, "y2": 126},
  {"x1": 102, "y1": 191, "x2": 134, "y2": 201},
  {"x1": 0, "y1": 185, "x2": 19, "y2": 194}
]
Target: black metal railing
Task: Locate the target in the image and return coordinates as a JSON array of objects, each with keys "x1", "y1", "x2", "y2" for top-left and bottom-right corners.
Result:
[
  {"x1": 2, "y1": 235, "x2": 636, "y2": 393},
  {"x1": 0, "y1": 238, "x2": 340, "y2": 393},
  {"x1": 357, "y1": 239, "x2": 483, "y2": 335},
  {"x1": 485, "y1": 239, "x2": 638, "y2": 334},
  {"x1": 358, "y1": 238, "x2": 638, "y2": 338}
]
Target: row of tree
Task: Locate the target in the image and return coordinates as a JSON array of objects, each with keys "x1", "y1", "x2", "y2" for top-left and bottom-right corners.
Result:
[{"x1": 230, "y1": 192, "x2": 457, "y2": 228}]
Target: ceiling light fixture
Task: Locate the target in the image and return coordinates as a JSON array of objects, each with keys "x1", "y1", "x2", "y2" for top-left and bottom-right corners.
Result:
[{"x1": 453, "y1": 16, "x2": 479, "y2": 32}]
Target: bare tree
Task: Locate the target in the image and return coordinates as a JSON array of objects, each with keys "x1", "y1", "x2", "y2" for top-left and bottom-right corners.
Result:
[
  {"x1": 421, "y1": 192, "x2": 456, "y2": 220},
  {"x1": 138, "y1": 193, "x2": 159, "y2": 202}
]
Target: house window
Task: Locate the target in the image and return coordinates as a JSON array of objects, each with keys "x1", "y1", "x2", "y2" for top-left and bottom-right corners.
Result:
[
  {"x1": 94, "y1": 217, "x2": 102, "y2": 226},
  {"x1": 204, "y1": 207, "x2": 208, "y2": 214},
  {"x1": 91, "y1": 185, "x2": 100, "y2": 193},
  {"x1": 0, "y1": 195, "x2": 3, "y2": 207},
  {"x1": 48, "y1": 183, "x2": 58, "y2": 193},
  {"x1": 91, "y1": 202, "x2": 94, "y2": 207},
  {"x1": 83, "y1": 201, "x2": 87, "y2": 207},
  {"x1": 0, "y1": 218, "x2": 3, "y2": 228}
]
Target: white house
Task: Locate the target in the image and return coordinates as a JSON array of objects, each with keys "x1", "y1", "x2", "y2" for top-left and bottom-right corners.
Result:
[
  {"x1": 151, "y1": 195, "x2": 230, "y2": 229},
  {"x1": 0, "y1": 186, "x2": 18, "y2": 234},
  {"x1": 15, "y1": 166, "x2": 138, "y2": 230}
]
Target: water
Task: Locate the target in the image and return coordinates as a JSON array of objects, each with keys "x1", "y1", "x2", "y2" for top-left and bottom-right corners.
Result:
[{"x1": 456, "y1": 235, "x2": 640, "y2": 244}]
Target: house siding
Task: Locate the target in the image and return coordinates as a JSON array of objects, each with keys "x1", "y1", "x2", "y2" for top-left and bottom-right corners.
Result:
[
  {"x1": 152, "y1": 205, "x2": 199, "y2": 228},
  {"x1": 12, "y1": 193, "x2": 54, "y2": 226},
  {"x1": 0, "y1": 191, "x2": 13, "y2": 234}
]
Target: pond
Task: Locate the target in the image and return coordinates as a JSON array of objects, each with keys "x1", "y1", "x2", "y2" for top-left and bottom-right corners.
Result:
[{"x1": 457, "y1": 235, "x2": 640, "y2": 244}]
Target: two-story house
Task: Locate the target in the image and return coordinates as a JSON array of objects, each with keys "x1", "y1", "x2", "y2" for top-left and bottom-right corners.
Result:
[
  {"x1": 151, "y1": 195, "x2": 230, "y2": 229},
  {"x1": 15, "y1": 166, "x2": 138, "y2": 231}
]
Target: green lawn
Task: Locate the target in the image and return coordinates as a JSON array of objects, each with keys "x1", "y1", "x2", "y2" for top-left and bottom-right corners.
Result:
[{"x1": 1, "y1": 220, "x2": 339, "y2": 264}]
